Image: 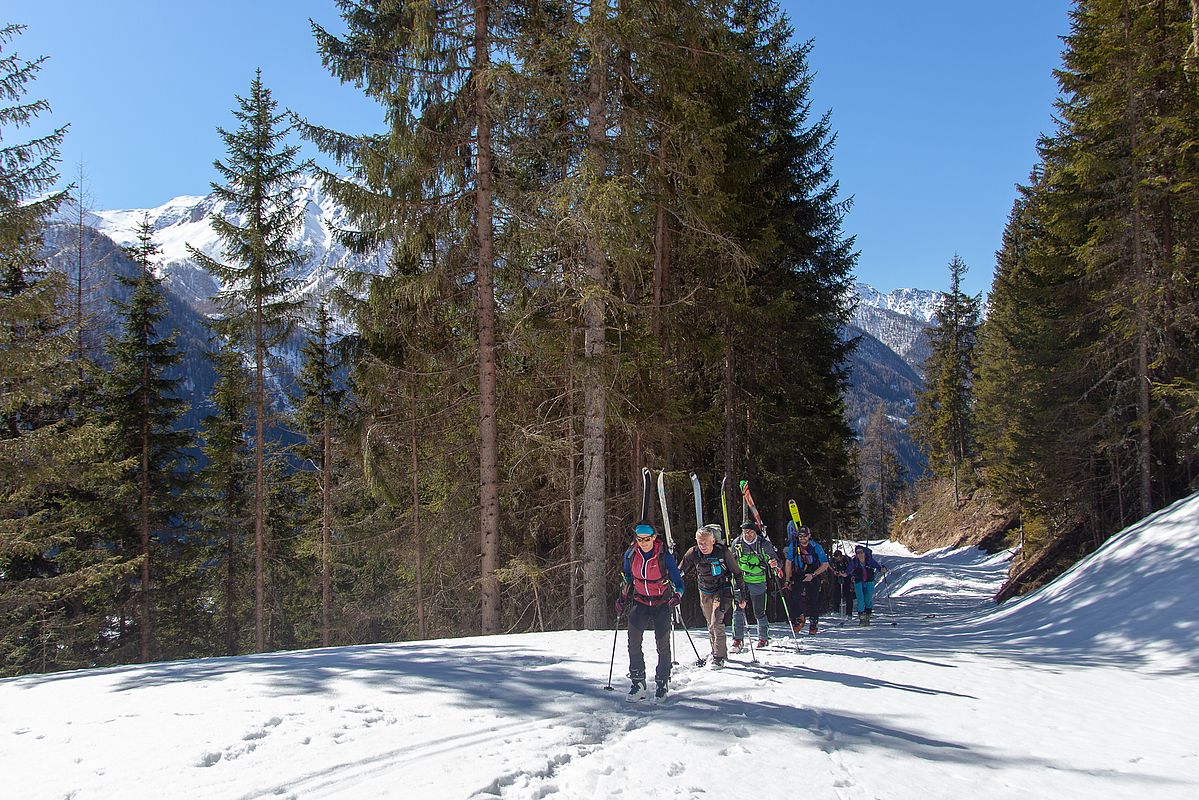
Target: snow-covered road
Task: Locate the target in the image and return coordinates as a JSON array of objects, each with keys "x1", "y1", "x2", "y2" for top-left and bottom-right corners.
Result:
[{"x1": 4, "y1": 495, "x2": 1198, "y2": 799}]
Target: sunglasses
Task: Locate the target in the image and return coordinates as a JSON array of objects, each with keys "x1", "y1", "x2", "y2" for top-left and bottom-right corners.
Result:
[{"x1": 635, "y1": 535, "x2": 655, "y2": 542}]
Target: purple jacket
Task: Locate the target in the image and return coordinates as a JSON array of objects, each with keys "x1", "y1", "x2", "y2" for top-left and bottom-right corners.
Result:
[{"x1": 848, "y1": 554, "x2": 884, "y2": 583}]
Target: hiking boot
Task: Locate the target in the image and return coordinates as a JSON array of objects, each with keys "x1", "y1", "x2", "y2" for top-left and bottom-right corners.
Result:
[
  {"x1": 808, "y1": 620, "x2": 818, "y2": 635},
  {"x1": 711, "y1": 656, "x2": 726, "y2": 669},
  {"x1": 731, "y1": 638, "x2": 744, "y2": 653},
  {"x1": 756, "y1": 638, "x2": 769, "y2": 649},
  {"x1": 626, "y1": 679, "x2": 647, "y2": 701},
  {"x1": 654, "y1": 682, "x2": 669, "y2": 702}
]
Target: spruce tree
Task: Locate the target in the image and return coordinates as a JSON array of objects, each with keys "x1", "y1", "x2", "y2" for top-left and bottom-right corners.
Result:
[
  {"x1": 190, "y1": 72, "x2": 304, "y2": 652},
  {"x1": 103, "y1": 216, "x2": 193, "y2": 662},
  {"x1": 913, "y1": 255, "x2": 981, "y2": 507},
  {"x1": 307, "y1": 0, "x2": 507, "y2": 634},
  {"x1": 197, "y1": 340, "x2": 253, "y2": 656},
  {"x1": 294, "y1": 302, "x2": 344, "y2": 646}
]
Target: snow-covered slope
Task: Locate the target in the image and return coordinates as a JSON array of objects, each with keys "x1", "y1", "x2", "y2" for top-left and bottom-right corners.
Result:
[
  {"x1": 5, "y1": 496, "x2": 1199, "y2": 799},
  {"x1": 966, "y1": 491, "x2": 1199, "y2": 673}
]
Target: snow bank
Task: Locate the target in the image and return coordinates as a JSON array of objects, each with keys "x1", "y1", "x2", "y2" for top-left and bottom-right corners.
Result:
[{"x1": 976, "y1": 491, "x2": 1199, "y2": 673}]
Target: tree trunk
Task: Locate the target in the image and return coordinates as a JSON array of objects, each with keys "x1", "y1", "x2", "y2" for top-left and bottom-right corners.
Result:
[
  {"x1": 255, "y1": 300, "x2": 266, "y2": 653},
  {"x1": 412, "y1": 392, "x2": 426, "y2": 639},
  {"x1": 723, "y1": 335, "x2": 736, "y2": 490},
  {"x1": 226, "y1": 526, "x2": 237, "y2": 656},
  {"x1": 140, "y1": 346, "x2": 151, "y2": 663},
  {"x1": 566, "y1": 331, "x2": 579, "y2": 628},
  {"x1": 1126, "y1": 1, "x2": 1153, "y2": 517},
  {"x1": 321, "y1": 415, "x2": 332, "y2": 647},
  {"x1": 652, "y1": 202, "x2": 668, "y2": 339},
  {"x1": 581, "y1": 0, "x2": 610, "y2": 630},
  {"x1": 475, "y1": 0, "x2": 501, "y2": 636}
]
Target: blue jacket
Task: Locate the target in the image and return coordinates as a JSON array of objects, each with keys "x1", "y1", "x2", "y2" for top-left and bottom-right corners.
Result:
[
  {"x1": 786, "y1": 538, "x2": 828, "y2": 570},
  {"x1": 848, "y1": 553, "x2": 884, "y2": 583}
]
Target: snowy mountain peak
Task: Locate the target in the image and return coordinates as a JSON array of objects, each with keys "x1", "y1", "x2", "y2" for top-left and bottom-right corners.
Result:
[
  {"x1": 89, "y1": 176, "x2": 379, "y2": 322},
  {"x1": 853, "y1": 282, "x2": 942, "y2": 324}
]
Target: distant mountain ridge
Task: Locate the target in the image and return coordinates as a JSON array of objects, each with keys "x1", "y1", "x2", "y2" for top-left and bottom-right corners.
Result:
[
  {"x1": 850, "y1": 282, "x2": 938, "y2": 376},
  {"x1": 89, "y1": 176, "x2": 385, "y2": 330}
]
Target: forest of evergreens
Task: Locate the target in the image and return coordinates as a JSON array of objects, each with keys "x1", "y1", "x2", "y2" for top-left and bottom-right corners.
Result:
[{"x1": 2, "y1": 1, "x2": 1197, "y2": 677}]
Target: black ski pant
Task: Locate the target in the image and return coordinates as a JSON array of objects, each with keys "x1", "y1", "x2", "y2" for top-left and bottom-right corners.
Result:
[
  {"x1": 788, "y1": 572, "x2": 827, "y2": 623},
  {"x1": 627, "y1": 601, "x2": 673, "y2": 684}
]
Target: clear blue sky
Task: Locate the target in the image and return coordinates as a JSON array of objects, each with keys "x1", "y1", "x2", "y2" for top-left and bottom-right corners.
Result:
[{"x1": 14, "y1": 1, "x2": 1072, "y2": 296}]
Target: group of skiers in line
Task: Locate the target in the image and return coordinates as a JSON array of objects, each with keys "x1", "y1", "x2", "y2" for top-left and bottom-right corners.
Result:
[{"x1": 616, "y1": 520, "x2": 889, "y2": 701}]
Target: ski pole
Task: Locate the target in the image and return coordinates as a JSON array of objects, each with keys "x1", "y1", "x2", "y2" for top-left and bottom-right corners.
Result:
[
  {"x1": 877, "y1": 570, "x2": 896, "y2": 614},
  {"x1": 775, "y1": 582, "x2": 801, "y2": 653},
  {"x1": 604, "y1": 611, "x2": 622, "y2": 690},
  {"x1": 677, "y1": 606, "x2": 706, "y2": 667}
]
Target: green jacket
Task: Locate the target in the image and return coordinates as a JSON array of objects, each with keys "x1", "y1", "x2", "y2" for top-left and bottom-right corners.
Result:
[{"x1": 732, "y1": 534, "x2": 780, "y2": 585}]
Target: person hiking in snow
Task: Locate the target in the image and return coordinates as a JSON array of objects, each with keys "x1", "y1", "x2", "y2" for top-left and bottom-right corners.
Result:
[
  {"x1": 829, "y1": 549, "x2": 855, "y2": 619},
  {"x1": 784, "y1": 523, "x2": 830, "y2": 635},
  {"x1": 731, "y1": 520, "x2": 781, "y2": 651},
  {"x1": 616, "y1": 521, "x2": 685, "y2": 701},
  {"x1": 848, "y1": 544, "x2": 888, "y2": 626},
  {"x1": 678, "y1": 524, "x2": 748, "y2": 668}
]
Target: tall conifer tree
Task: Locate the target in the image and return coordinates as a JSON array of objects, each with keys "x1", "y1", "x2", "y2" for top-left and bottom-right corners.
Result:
[
  {"x1": 307, "y1": 0, "x2": 506, "y2": 633},
  {"x1": 294, "y1": 302, "x2": 344, "y2": 646},
  {"x1": 104, "y1": 216, "x2": 192, "y2": 662},
  {"x1": 913, "y1": 255, "x2": 981, "y2": 507},
  {"x1": 197, "y1": 340, "x2": 253, "y2": 655},
  {"x1": 190, "y1": 72, "x2": 304, "y2": 652}
]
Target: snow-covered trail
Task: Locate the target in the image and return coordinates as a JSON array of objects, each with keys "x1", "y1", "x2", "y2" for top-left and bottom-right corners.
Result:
[{"x1": 4, "y1": 497, "x2": 1199, "y2": 800}]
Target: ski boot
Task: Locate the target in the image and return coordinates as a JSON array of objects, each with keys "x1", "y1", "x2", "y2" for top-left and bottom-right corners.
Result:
[
  {"x1": 654, "y1": 682, "x2": 669, "y2": 703},
  {"x1": 731, "y1": 638, "x2": 744, "y2": 654},
  {"x1": 808, "y1": 619, "x2": 818, "y2": 635},
  {"x1": 756, "y1": 638, "x2": 769, "y2": 649},
  {"x1": 711, "y1": 656, "x2": 726, "y2": 669},
  {"x1": 626, "y1": 678, "x2": 647, "y2": 701}
]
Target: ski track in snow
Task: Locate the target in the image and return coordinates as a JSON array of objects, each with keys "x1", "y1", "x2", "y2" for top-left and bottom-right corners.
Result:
[{"x1": 5, "y1": 495, "x2": 1199, "y2": 799}]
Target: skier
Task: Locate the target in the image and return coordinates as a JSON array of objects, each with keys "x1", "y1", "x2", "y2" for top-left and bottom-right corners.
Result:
[
  {"x1": 829, "y1": 549, "x2": 855, "y2": 619},
  {"x1": 616, "y1": 521, "x2": 685, "y2": 701},
  {"x1": 848, "y1": 544, "x2": 888, "y2": 626},
  {"x1": 730, "y1": 520, "x2": 781, "y2": 651},
  {"x1": 784, "y1": 523, "x2": 830, "y2": 635},
  {"x1": 678, "y1": 524, "x2": 748, "y2": 667}
]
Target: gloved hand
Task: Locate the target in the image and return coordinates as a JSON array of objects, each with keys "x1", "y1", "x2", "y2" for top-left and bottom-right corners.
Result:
[
  {"x1": 614, "y1": 596, "x2": 627, "y2": 616},
  {"x1": 668, "y1": 593, "x2": 682, "y2": 608}
]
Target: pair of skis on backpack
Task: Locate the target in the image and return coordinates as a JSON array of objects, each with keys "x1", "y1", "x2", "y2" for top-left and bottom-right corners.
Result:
[{"x1": 639, "y1": 467, "x2": 804, "y2": 547}]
